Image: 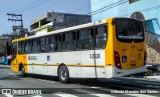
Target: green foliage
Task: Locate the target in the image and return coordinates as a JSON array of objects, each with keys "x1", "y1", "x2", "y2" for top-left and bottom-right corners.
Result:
[{"x1": 34, "y1": 25, "x2": 54, "y2": 33}]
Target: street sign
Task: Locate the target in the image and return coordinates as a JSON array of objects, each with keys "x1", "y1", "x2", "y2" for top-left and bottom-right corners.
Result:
[
  {"x1": 47, "y1": 12, "x2": 64, "y2": 23},
  {"x1": 47, "y1": 12, "x2": 53, "y2": 21}
]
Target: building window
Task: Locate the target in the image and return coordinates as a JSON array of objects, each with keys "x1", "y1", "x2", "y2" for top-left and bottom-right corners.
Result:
[
  {"x1": 145, "y1": 19, "x2": 160, "y2": 34},
  {"x1": 129, "y1": 0, "x2": 140, "y2": 4}
]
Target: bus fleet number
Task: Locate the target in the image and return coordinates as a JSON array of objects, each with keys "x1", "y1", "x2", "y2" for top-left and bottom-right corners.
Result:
[{"x1": 90, "y1": 54, "x2": 100, "y2": 59}]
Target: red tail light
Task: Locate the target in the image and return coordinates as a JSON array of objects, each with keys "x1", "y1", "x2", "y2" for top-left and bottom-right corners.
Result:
[{"x1": 114, "y1": 51, "x2": 121, "y2": 69}]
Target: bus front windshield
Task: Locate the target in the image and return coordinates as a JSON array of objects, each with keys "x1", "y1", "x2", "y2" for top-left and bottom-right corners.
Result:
[{"x1": 115, "y1": 18, "x2": 144, "y2": 42}]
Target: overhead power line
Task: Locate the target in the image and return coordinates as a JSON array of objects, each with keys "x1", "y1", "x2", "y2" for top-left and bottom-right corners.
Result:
[
  {"x1": 55, "y1": 0, "x2": 160, "y2": 29},
  {"x1": 12, "y1": 0, "x2": 40, "y2": 13},
  {"x1": 14, "y1": 0, "x2": 50, "y2": 13},
  {"x1": 69, "y1": 0, "x2": 107, "y2": 14},
  {"x1": 1, "y1": 0, "x2": 160, "y2": 34},
  {"x1": 0, "y1": 0, "x2": 51, "y2": 26},
  {"x1": 56, "y1": 0, "x2": 128, "y2": 28}
]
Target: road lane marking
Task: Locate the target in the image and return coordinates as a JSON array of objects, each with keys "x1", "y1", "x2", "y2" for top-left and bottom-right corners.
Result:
[
  {"x1": 91, "y1": 86, "x2": 101, "y2": 89},
  {"x1": 37, "y1": 79, "x2": 55, "y2": 84},
  {"x1": 4, "y1": 94, "x2": 13, "y2": 97},
  {"x1": 32, "y1": 95, "x2": 43, "y2": 97},
  {"x1": 91, "y1": 94, "x2": 115, "y2": 97},
  {"x1": 9, "y1": 73, "x2": 15, "y2": 75},
  {"x1": 126, "y1": 94, "x2": 158, "y2": 97},
  {"x1": 74, "y1": 89, "x2": 96, "y2": 94},
  {"x1": 55, "y1": 92, "x2": 78, "y2": 97}
]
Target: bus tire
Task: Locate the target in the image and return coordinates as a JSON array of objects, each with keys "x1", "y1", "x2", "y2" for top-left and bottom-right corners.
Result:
[
  {"x1": 21, "y1": 65, "x2": 27, "y2": 77},
  {"x1": 58, "y1": 65, "x2": 69, "y2": 83}
]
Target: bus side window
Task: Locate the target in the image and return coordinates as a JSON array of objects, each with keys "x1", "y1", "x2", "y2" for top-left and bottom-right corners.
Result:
[
  {"x1": 45, "y1": 36, "x2": 50, "y2": 52},
  {"x1": 18, "y1": 41, "x2": 22, "y2": 54},
  {"x1": 95, "y1": 25, "x2": 108, "y2": 49},
  {"x1": 50, "y1": 35, "x2": 57, "y2": 52},
  {"x1": 87, "y1": 28, "x2": 94, "y2": 49},
  {"x1": 18, "y1": 41, "x2": 25, "y2": 54},
  {"x1": 62, "y1": 31, "x2": 76, "y2": 51},
  {"x1": 77, "y1": 29, "x2": 87, "y2": 49},
  {"x1": 56, "y1": 34, "x2": 62, "y2": 51},
  {"x1": 77, "y1": 27, "x2": 94, "y2": 50},
  {"x1": 32, "y1": 39, "x2": 36, "y2": 53},
  {"x1": 25, "y1": 40, "x2": 32, "y2": 54},
  {"x1": 40, "y1": 37, "x2": 46, "y2": 53},
  {"x1": 12, "y1": 42, "x2": 17, "y2": 60},
  {"x1": 32, "y1": 38, "x2": 40, "y2": 53},
  {"x1": 50, "y1": 34, "x2": 61, "y2": 52},
  {"x1": 21, "y1": 41, "x2": 25, "y2": 54},
  {"x1": 37, "y1": 38, "x2": 41, "y2": 53}
]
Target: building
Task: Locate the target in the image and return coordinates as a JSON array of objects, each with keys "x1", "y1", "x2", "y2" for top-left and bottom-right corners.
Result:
[
  {"x1": 0, "y1": 34, "x2": 12, "y2": 56},
  {"x1": 91, "y1": 0, "x2": 160, "y2": 63},
  {"x1": 91, "y1": 0, "x2": 160, "y2": 34},
  {"x1": 29, "y1": 12, "x2": 91, "y2": 35}
]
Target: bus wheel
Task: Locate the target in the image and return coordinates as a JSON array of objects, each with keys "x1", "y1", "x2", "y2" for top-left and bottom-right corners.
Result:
[
  {"x1": 58, "y1": 66, "x2": 69, "y2": 83},
  {"x1": 21, "y1": 66, "x2": 27, "y2": 77}
]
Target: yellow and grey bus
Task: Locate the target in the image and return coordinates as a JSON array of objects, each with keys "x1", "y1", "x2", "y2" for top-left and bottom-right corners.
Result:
[{"x1": 11, "y1": 18, "x2": 146, "y2": 83}]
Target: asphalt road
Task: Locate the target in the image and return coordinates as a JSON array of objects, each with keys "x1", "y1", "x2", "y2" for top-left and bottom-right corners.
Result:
[{"x1": 0, "y1": 65, "x2": 160, "y2": 97}]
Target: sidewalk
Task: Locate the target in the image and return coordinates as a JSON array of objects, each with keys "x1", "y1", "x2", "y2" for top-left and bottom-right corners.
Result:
[
  {"x1": 144, "y1": 72, "x2": 160, "y2": 80},
  {"x1": 144, "y1": 76, "x2": 160, "y2": 79}
]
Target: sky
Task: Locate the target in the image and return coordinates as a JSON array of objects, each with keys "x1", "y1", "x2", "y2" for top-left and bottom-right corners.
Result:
[{"x1": 0, "y1": 0, "x2": 91, "y2": 35}]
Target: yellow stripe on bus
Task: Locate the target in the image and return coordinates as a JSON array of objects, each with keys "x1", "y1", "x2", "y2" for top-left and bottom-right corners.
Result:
[{"x1": 26, "y1": 64, "x2": 106, "y2": 67}]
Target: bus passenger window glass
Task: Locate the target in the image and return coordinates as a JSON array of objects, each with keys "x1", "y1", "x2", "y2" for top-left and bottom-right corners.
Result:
[
  {"x1": 96, "y1": 25, "x2": 107, "y2": 49},
  {"x1": 21, "y1": 41, "x2": 25, "y2": 54},
  {"x1": 25, "y1": 40, "x2": 31, "y2": 54},
  {"x1": 12, "y1": 42, "x2": 17, "y2": 60},
  {"x1": 51, "y1": 34, "x2": 61, "y2": 52},
  {"x1": 79, "y1": 29, "x2": 88, "y2": 39},
  {"x1": 45, "y1": 36, "x2": 50, "y2": 52},
  {"x1": 18, "y1": 41, "x2": 25, "y2": 54},
  {"x1": 33, "y1": 39, "x2": 37, "y2": 46},
  {"x1": 32, "y1": 39, "x2": 40, "y2": 53},
  {"x1": 40, "y1": 37, "x2": 47, "y2": 52},
  {"x1": 41, "y1": 37, "x2": 45, "y2": 45},
  {"x1": 56, "y1": 34, "x2": 61, "y2": 51},
  {"x1": 87, "y1": 29, "x2": 94, "y2": 49},
  {"x1": 50, "y1": 35, "x2": 57, "y2": 51},
  {"x1": 18, "y1": 42, "x2": 22, "y2": 54},
  {"x1": 51, "y1": 35, "x2": 56, "y2": 43},
  {"x1": 77, "y1": 28, "x2": 94, "y2": 49},
  {"x1": 62, "y1": 32, "x2": 76, "y2": 51},
  {"x1": 46, "y1": 36, "x2": 50, "y2": 44}
]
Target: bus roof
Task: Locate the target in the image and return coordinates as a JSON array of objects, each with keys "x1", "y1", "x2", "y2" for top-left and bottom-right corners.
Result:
[
  {"x1": 12, "y1": 18, "x2": 110, "y2": 42},
  {"x1": 29, "y1": 19, "x2": 107, "y2": 39}
]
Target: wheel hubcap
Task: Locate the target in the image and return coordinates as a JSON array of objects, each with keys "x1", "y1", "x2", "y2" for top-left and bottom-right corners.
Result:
[{"x1": 61, "y1": 69, "x2": 66, "y2": 80}]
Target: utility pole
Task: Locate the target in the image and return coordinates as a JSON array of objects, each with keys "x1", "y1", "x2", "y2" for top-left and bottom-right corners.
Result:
[{"x1": 7, "y1": 13, "x2": 24, "y2": 38}]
